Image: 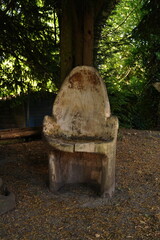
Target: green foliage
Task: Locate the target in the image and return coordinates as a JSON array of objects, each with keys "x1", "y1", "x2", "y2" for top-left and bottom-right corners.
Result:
[
  {"x1": 1, "y1": 0, "x2": 160, "y2": 129},
  {"x1": 0, "y1": 0, "x2": 59, "y2": 97},
  {"x1": 132, "y1": 0, "x2": 160, "y2": 84},
  {"x1": 132, "y1": 0, "x2": 160, "y2": 129},
  {"x1": 0, "y1": 0, "x2": 119, "y2": 97},
  {"x1": 96, "y1": 0, "x2": 140, "y2": 127},
  {"x1": 96, "y1": 0, "x2": 159, "y2": 129}
]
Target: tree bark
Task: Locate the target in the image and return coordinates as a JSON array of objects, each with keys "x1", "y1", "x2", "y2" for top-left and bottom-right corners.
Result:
[
  {"x1": 72, "y1": 1, "x2": 83, "y2": 66},
  {"x1": 59, "y1": 0, "x2": 119, "y2": 86},
  {"x1": 83, "y1": 5, "x2": 94, "y2": 66},
  {"x1": 60, "y1": 0, "x2": 95, "y2": 85},
  {"x1": 60, "y1": 0, "x2": 73, "y2": 85}
]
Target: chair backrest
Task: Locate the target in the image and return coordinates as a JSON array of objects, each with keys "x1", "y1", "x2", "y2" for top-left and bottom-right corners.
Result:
[{"x1": 53, "y1": 66, "x2": 111, "y2": 139}]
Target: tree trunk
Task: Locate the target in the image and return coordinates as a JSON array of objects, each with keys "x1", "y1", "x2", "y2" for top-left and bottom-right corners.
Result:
[
  {"x1": 59, "y1": 0, "x2": 118, "y2": 86},
  {"x1": 60, "y1": 0, "x2": 73, "y2": 85},
  {"x1": 60, "y1": 0, "x2": 95, "y2": 85},
  {"x1": 83, "y1": 5, "x2": 94, "y2": 65},
  {"x1": 72, "y1": 1, "x2": 83, "y2": 66}
]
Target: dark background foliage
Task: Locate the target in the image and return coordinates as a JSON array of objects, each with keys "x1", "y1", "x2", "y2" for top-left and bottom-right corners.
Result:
[{"x1": 0, "y1": 0, "x2": 160, "y2": 129}]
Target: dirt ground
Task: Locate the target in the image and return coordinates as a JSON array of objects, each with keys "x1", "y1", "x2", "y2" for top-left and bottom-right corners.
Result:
[{"x1": 0, "y1": 128, "x2": 160, "y2": 240}]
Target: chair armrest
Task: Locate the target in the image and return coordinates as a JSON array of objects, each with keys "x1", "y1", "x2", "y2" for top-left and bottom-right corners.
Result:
[{"x1": 105, "y1": 116, "x2": 119, "y2": 139}]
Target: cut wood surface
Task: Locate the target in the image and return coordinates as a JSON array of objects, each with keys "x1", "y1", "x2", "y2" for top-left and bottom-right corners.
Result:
[{"x1": 0, "y1": 127, "x2": 42, "y2": 140}]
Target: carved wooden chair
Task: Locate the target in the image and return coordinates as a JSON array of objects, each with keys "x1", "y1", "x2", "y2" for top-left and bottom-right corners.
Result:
[{"x1": 43, "y1": 66, "x2": 119, "y2": 197}]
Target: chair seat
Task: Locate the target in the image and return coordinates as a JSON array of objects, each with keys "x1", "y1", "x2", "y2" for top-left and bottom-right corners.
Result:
[{"x1": 43, "y1": 115, "x2": 118, "y2": 153}]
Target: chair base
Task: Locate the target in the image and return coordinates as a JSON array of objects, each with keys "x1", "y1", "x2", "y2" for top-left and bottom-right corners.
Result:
[{"x1": 48, "y1": 150, "x2": 115, "y2": 198}]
